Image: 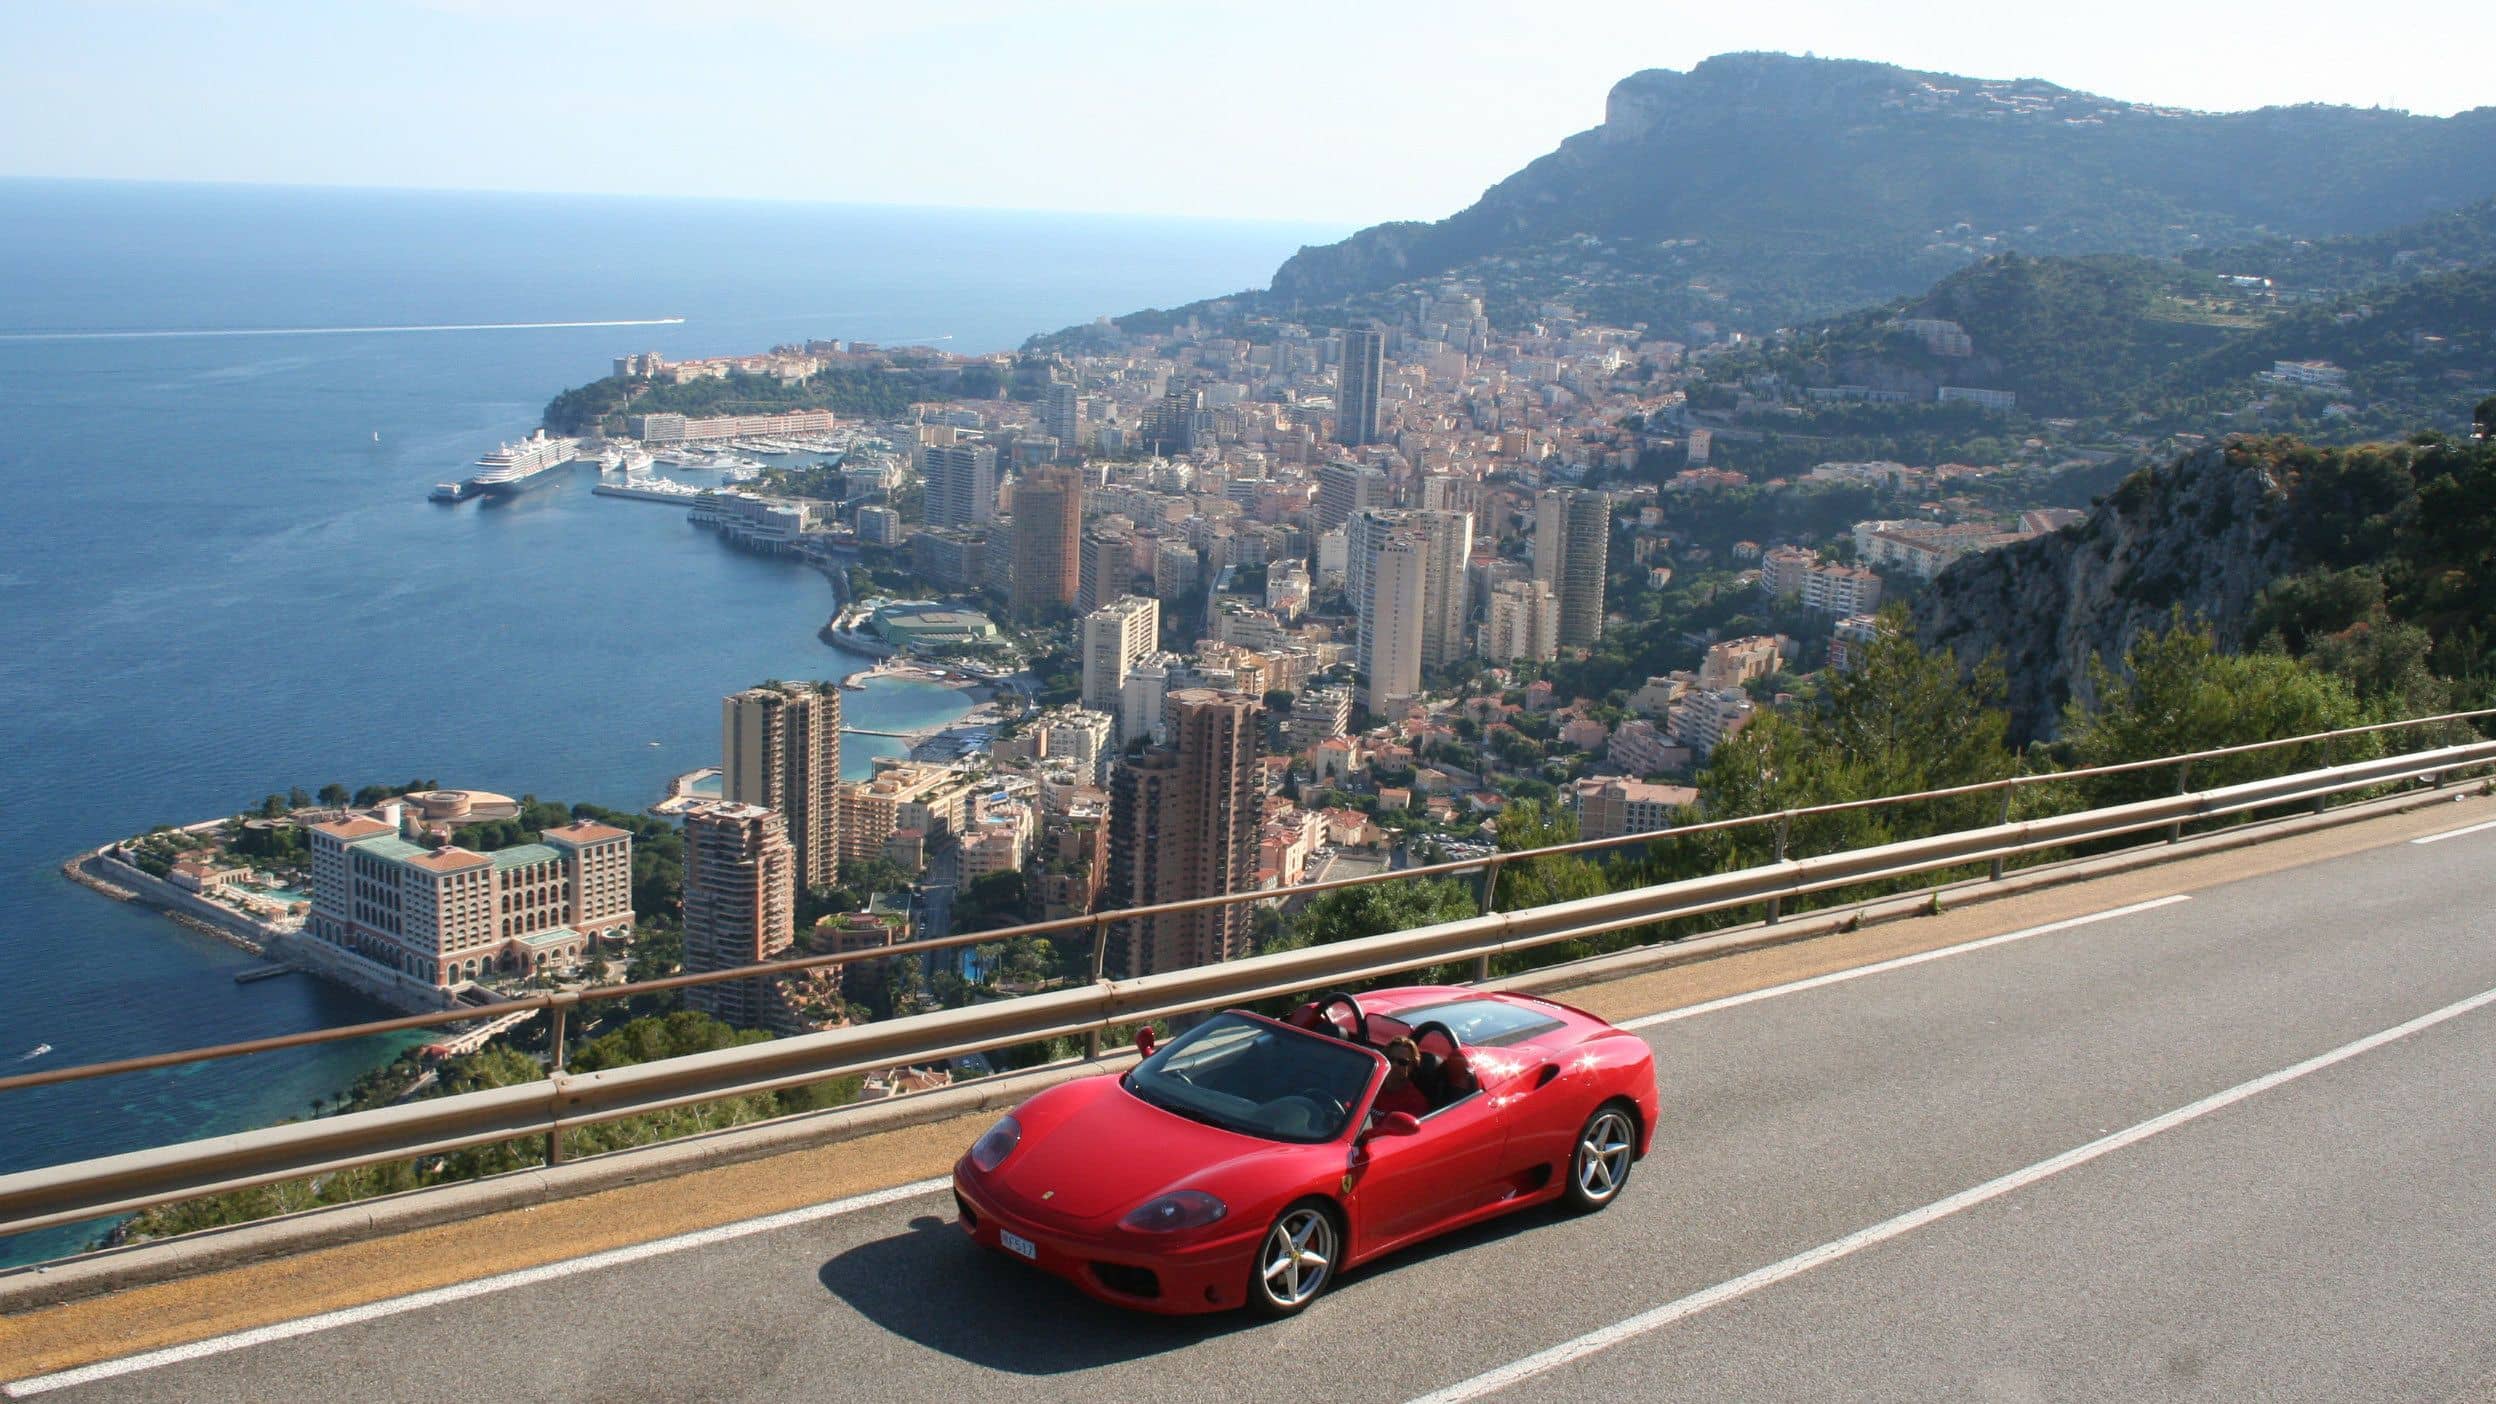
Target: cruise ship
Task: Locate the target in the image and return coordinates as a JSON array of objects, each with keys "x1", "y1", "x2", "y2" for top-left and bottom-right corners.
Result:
[{"x1": 470, "y1": 430, "x2": 582, "y2": 496}]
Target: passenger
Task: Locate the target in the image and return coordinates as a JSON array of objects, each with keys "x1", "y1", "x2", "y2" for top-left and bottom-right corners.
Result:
[{"x1": 1372, "y1": 1037, "x2": 1432, "y2": 1120}]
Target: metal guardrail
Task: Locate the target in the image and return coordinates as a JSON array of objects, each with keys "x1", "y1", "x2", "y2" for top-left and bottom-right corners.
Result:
[
  {"x1": 1, "y1": 737, "x2": 2490, "y2": 1237},
  {"x1": 10, "y1": 707, "x2": 2488, "y2": 1105}
]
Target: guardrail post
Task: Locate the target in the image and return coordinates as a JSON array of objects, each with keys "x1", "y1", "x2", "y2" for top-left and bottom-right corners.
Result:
[
  {"x1": 544, "y1": 995, "x2": 571, "y2": 1166},
  {"x1": 1472, "y1": 856, "x2": 1503, "y2": 981},
  {"x1": 547, "y1": 998, "x2": 570, "y2": 1074},
  {"x1": 1989, "y1": 784, "x2": 2014, "y2": 881},
  {"x1": 2168, "y1": 760, "x2": 2193, "y2": 844},
  {"x1": 1084, "y1": 913, "x2": 1109, "y2": 1060},
  {"x1": 1765, "y1": 812, "x2": 1792, "y2": 925}
]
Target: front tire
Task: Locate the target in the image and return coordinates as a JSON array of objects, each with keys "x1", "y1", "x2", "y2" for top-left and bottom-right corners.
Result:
[
  {"x1": 1247, "y1": 1201, "x2": 1341, "y2": 1317},
  {"x1": 1562, "y1": 1102, "x2": 1638, "y2": 1213}
]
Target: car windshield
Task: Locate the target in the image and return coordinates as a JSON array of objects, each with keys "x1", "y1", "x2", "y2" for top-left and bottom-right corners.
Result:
[
  {"x1": 1122, "y1": 1013, "x2": 1378, "y2": 1143},
  {"x1": 1393, "y1": 999, "x2": 1565, "y2": 1048}
]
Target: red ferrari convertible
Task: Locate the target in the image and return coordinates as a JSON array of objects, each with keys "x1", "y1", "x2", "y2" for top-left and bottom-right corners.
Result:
[{"x1": 952, "y1": 984, "x2": 1660, "y2": 1316}]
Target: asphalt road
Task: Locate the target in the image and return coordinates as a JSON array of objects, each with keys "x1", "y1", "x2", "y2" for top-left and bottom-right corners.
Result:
[{"x1": 22, "y1": 822, "x2": 2496, "y2": 1403}]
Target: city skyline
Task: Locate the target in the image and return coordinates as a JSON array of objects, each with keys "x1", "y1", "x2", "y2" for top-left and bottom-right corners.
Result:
[{"x1": 2, "y1": 2, "x2": 2486, "y2": 225}]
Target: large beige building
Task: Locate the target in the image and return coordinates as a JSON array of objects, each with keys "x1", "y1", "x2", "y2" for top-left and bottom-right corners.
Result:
[
  {"x1": 1482, "y1": 578, "x2": 1562, "y2": 663},
  {"x1": 838, "y1": 760, "x2": 981, "y2": 869},
  {"x1": 1106, "y1": 690, "x2": 1262, "y2": 978},
  {"x1": 1571, "y1": 778, "x2": 1699, "y2": 842},
  {"x1": 722, "y1": 682, "x2": 841, "y2": 893},
  {"x1": 306, "y1": 808, "x2": 632, "y2": 990},
  {"x1": 680, "y1": 801, "x2": 795, "y2": 1029},
  {"x1": 1082, "y1": 594, "x2": 1160, "y2": 721}
]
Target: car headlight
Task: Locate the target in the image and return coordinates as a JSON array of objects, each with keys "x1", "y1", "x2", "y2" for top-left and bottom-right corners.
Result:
[
  {"x1": 1122, "y1": 1190, "x2": 1228, "y2": 1232},
  {"x1": 968, "y1": 1114, "x2": 1021, "y2": 1172}
]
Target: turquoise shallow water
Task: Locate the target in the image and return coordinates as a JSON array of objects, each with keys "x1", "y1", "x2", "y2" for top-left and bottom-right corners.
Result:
[{"x1": 0, "y1": 178, "x2": 1340, "y2": 1264}]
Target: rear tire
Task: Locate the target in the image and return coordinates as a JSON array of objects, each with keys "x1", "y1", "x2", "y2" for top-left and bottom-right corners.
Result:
[
  {"x1": 1247, "y1": 1200, "x2": 1341, "y2": 1317},
  {"x1": 1561, "y1": 1102, "x2": 1638, "y2": 1213}
]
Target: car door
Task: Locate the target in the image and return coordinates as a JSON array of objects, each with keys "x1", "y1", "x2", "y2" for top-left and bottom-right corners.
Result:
[
  {"x1": 1484, "y1": 1037, "x2": 1584, "y2": 1183},
  {"x1": 1344, "y1": 1059, "x2": 1510, "y2": 1251}
]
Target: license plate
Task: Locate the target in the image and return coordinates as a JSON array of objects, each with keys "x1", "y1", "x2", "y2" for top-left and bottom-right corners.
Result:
[{"x1": 999, "y1": 1229, "x2": 1037, "y2": 1260}]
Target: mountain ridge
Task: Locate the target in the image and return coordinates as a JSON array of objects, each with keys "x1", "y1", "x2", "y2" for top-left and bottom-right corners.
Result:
[{"x1": 1261, "y1": 53, "x2": 2496, "y2": 333}]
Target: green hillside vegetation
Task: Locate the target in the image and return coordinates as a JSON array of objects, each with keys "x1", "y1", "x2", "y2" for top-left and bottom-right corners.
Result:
[
  {"x1": 542, "y1": 362, "x2": 998, "y2": 436},
  {"x1": 110, "y1": 1011, "x2": 861, "y2": 1246},
  {"x1": 2182, "y1": 196, "x2": 2496, "y2": 292},
  {"x1": 1693, "y1": 253, "x2": 2496, "y2": 473}
]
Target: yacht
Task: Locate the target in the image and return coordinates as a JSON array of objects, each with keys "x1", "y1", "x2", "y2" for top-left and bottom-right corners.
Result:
[{"x1": 471, "y1": 430, "x2": 582, "y2": 496}]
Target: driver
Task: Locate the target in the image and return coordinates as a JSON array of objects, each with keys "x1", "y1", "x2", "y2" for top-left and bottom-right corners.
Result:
[{"x1": 1372, "y1": 1037, "x2": 1431, "y2": 1120}]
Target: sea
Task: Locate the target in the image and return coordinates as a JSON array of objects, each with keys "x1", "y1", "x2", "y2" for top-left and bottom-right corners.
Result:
[{"x1": 0, "y1": 178, "x2": 1344, "y2": 1265}]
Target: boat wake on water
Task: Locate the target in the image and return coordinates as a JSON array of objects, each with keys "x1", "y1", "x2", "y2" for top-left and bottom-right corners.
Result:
[
  {"x1": 15, "y1": 1043, "x2": 50, "y2": 1062},
  {"x1": 0, "y1": 317, "x2": 686, "y2": 342}
]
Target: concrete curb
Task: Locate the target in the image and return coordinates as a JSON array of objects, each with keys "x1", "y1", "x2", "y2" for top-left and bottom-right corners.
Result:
[{"x1": 2, "y1": 782, "x2": 2479, "y2": 1313}]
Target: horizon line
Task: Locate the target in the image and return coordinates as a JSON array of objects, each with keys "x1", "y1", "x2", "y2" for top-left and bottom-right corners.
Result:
[{"x1": 0, "y1": 173, "x2": 1377, "y2": 234}]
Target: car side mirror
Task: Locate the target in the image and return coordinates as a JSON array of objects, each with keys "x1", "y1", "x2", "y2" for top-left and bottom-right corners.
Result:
[
  {"x1": 1134, "y1": 1026, "x2": 1157, "y2": 1058},
  {"x1": 1368, "y1": 1111, "x2": 1421, "y2": 1140}
]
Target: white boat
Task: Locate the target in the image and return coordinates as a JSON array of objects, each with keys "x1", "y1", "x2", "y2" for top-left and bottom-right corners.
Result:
[
  {"x1": 471, "y1": 430, "x2": 582, "y2": 496},
  {"x1": 596, "y1": 446, "x2": 626, "y2": 473},
  {"x1": 16, "y1": 1044, "x2": 50, "y2": 1062}
]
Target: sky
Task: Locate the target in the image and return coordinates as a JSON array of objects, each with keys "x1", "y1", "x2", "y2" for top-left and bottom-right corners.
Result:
[{"x1": 3, "y1": 0, "x2": 2490, "y2": 226}]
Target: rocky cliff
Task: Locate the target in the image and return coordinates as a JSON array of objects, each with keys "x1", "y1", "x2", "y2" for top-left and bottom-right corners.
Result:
[{"x1": 1913, "y1": 444, "x2": 2310, "y2": 740}]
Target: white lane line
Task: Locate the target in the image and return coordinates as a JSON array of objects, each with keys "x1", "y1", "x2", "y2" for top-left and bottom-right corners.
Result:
[
  {"x1": 2412, "y1": 818, "x2": 2496, "y2": 845},
  {"x1": 1412, "y1": 981, "x2": 2496, "y2": 1404},
  {"x1": 1621, "y1": 894, "x2": 2193, "y2": 1030},
  {"x1": 1, "y1": 1176, "x2": 953, "y2": 1398}
]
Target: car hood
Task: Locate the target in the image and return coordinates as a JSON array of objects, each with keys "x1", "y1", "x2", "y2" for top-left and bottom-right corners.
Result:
[{"x1": 990, "y1": 1076, "x2": 1305, "y2": 1222}]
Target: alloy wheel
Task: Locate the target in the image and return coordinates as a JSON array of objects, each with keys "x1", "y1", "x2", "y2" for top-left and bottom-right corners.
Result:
[
  {"x1": 1258, "y1": 1206, "x2": 1337, "y2": 1309},
  {"x1": 1574, "y1": 1109, "x2": 1636, "y2": 1204}
]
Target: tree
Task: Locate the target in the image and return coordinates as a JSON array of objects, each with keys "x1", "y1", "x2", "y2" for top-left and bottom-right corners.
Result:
[
  {"x1": 1274, "y1": 878, "x2": 1480, "y2": 954},
  {"x1": 317, "y1": 783, "x2": 350, "y2": 808},
  {"x1": 2063, "y1": 611, "x2": 2373, "y2": 808},
  {"x1": 1699, "y1": 608, "x2": 2017, "y2": 861},
  {"x1": 286, "y1": 787, "x2": 312, "y2": 811}
]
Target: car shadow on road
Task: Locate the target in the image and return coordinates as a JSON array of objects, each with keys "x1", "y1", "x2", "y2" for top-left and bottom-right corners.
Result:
[{"x1": 817, "y1": 1214, "x2": 1256, "y2": 1373}]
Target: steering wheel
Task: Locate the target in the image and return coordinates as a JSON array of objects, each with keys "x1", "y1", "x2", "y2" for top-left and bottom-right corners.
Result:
[
  {"x1": 1310, "y1": 990, "x2": 1366, "y2": 1043},
  {"x1": 1290, "y1": 1085, "x2": 1349, "y2": 1123}
]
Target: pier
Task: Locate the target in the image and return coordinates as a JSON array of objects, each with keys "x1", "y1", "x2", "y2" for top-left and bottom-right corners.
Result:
[{"x1": 233, "y1": 964, "x2": 304, "y2": 985}]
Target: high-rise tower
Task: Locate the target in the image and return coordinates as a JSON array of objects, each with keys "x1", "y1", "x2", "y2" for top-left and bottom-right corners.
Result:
[
  {"x1": 1010, "y1": 464, "x2": 1084, "y2": 621},
  {"x1": 1105, "y1": 689, "x2": 1261, "y2": 977},
  {"x1": 679, "y1": 801, "x2": 794, "y2": 1030},
  {"x1": 1338, "y1": 329, "x2": 1385, "y2": 447},
  {"x1": 921, "y1": 441, "x2": 999, "y2": 528},
  {"x1": 722, "y1": 681, "x2": 841, "y2": 892},
  {"x1": 1534, "y1": 487, "x2": 1611, "y2": 648}
]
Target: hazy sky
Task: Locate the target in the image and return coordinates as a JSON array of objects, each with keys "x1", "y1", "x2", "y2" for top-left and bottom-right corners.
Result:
[{"x1": 4, "y1": 0, "x2": 2487, "y2": 225}]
